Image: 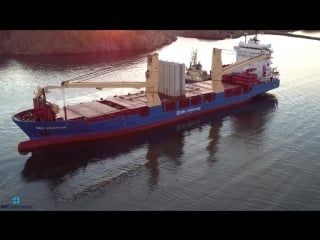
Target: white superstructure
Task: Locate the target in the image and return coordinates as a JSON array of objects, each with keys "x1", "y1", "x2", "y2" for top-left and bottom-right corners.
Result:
[{"x1": 233, "y1": 35, "x2": 273, "y2": 81}]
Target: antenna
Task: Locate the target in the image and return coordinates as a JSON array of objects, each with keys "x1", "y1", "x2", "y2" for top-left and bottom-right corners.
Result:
[
  {"x1": 254, "y1": 30, "x2": 259, "y2": 43},
  {"x1": 244, "y1": 32, "x2": 248, "y2": 44}
]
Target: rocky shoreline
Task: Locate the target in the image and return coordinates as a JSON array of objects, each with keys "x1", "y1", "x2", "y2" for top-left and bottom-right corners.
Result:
[{"x1": 0, "y1": 30, "x2": 290, "y2": 55}]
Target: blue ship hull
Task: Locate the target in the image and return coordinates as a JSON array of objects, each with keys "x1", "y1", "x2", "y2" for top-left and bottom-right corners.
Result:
[{"x1": 13, "y1": 79, "x2": 279, "y2": 154}]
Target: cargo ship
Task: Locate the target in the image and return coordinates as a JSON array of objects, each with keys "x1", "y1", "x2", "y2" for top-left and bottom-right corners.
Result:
[{"x1": 13, "y1": 35, "x2": 280, "y2": 154}]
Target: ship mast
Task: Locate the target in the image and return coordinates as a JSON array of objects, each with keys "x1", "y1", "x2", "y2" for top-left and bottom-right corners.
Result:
[{"x1": 192, "y1": 50, "x2": 197, "y2": 66}]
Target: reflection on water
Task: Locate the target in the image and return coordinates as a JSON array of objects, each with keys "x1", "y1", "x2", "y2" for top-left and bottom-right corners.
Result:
[
  {"x1": 22, "y1": 93, "x2": 278, "y2": 193},
  {"x1": 145, "y1": 128, "x2": 185, "y2": 189},
  {"x1": 206, "y1": 121, "x2": 222, "y2": 163},
  {"x1": 0, "y1": 50, "x2": 148, "y2": 70}
]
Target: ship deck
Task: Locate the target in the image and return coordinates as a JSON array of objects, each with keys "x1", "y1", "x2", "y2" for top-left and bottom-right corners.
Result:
[{"x1": 56, "y1": 80, "x2": 242, "y2": 120}]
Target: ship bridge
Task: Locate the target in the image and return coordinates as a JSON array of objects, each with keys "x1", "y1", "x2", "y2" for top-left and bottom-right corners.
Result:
[{"x1": 232, "y1": 35, "x2": 273, "y2": 79}]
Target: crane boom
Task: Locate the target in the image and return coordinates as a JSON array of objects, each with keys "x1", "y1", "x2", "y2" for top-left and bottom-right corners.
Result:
[
  {"x1": 62, "y1": 81, "x2": 146, "y2": 89},
  {"x1": 221, "y1": 54, "x2": 270, "y2": 75},
  {"x1": 42, "y1": 53, "x2": 161, "y2": 107},
  {"x1": 211, "y1": 48, "x2": 270, "y2": 93},
  {"x1": 212, "y1": 49, "x2": 270, "y2": 81},
  {"x1": 44, "y1": 81, "x2": 146, "y2": 92}
]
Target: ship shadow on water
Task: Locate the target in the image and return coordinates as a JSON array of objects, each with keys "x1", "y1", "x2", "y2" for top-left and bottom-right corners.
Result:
[
  {"x1": 206, "y1": 93, "x2": 278, "y2": 164},
  {"x1": 21, "y1": 93, "x2": 278, "y2": 185}
]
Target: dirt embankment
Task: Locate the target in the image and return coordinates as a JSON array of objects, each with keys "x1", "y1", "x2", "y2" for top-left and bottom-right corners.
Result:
[
  {"x1": 173, "y1": 30, "x2": 244, "y2": 39},
  {"x1": 174, "y1": 30, "x2": 293, "y2": 40},
  {"x1": 0, "y1": 30, "x2": 177, "y2": 55}
]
